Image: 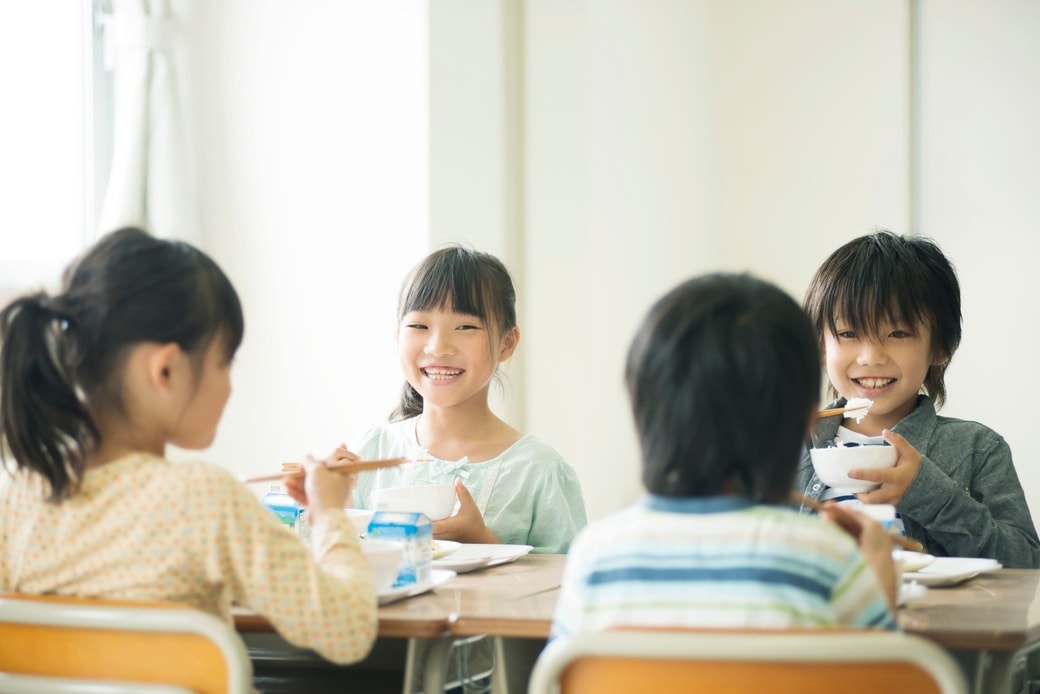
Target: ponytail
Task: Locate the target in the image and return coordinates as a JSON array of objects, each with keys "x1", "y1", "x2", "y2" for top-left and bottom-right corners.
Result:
[
  {"x1": 0, "y1": 293, "x2": 97, "y2": 500},
  {"x1": 391, "y1": 382, "x2": 424, "y2": 422},
  {"x1": 0, "y1": 227, "x2": 244, "y2": 501}
]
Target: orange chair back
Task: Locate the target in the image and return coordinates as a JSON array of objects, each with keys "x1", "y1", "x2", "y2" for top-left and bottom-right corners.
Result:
[{"x1": 0, "y1": 593, "x2": 250, "y2": 694}]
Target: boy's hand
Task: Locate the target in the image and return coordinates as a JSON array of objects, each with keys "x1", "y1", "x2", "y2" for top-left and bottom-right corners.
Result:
[
  {"x1": 431, "y1": 479, "x2": 500, "y2": 545},
  {"x1": 849, "y1": 429, "x2": 922, "y2": 505},
  {"x1": 820, "y1": 502, "x2": 898, "y2": 612}
]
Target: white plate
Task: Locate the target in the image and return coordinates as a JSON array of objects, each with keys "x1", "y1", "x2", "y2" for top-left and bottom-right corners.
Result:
[
  {"x1": 432, "y1": 544, "x2": 533, "y2": 573},
  {"x1": 431, "y1": 540, "x2": 461, "y2": 560},
  {"x1": 377, "y1": 569, "x2": 456, "y2": 606},
  {"x1": 898, "y1": 581, "x2": 928, "y2": 605},
  {"x1": 893, "y1": 549, "x2": 936, "y2": 573},
  {"x1": 902, "y1": 557, "x2": 1002, "y2": 587}
]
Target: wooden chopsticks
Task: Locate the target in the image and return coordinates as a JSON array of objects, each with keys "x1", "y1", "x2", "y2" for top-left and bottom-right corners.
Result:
[
  {"x1": 242, "y1": 457, "x2": 409, "y2": 485},
  {"x1": 818, "y1": 405, "x2": 872, "y2": 418},
  {"x1": 792, "y1": 493, "x2": 925, "y2": 552}
]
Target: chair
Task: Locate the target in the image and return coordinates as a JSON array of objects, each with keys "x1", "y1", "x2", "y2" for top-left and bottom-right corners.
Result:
[
  {"x1": 0, "y1": 593, "x2": 252, "y2": 694},
  {"x1": 527, "y1": 629, "x2": 968, "y2": 694}
]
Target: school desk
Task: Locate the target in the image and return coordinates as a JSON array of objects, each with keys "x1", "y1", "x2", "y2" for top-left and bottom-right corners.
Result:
[{"x1": 235, "y1": 557, "x2": 1040, "y2": 694}]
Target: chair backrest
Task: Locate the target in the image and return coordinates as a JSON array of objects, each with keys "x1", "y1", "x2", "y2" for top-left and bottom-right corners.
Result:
[
  {"x1": 527, "y1": 629, "x2": 968, "y2": 694},
  {"x1": 0, "y1": 593, "x2": 252, "y2": 694}
]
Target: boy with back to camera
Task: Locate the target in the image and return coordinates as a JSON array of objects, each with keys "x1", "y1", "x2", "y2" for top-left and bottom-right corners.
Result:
[
  {"x1": 796, "y1": 230, "x2": 1039, "y2": 568},
  {"x1": 551, "y1": 273, "x2": 897, "y2": 639}
]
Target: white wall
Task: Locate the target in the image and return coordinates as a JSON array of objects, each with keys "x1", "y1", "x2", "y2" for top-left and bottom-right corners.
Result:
[
  {"x1": 180, "y1": 0, "x2": 429, "y2": 481},
  {"x1": 522, "y1": 0, "x2": 909, "y2": 520},
  {"x1": 431, "y1": 0, "x2": 1039, "y2": 530},
  {"x1": 917, "y1": 0, "x2": 1040, "y2": 526},
  {"x1": 168, "y1": 0, "x2": 1038, "y2": 534}
]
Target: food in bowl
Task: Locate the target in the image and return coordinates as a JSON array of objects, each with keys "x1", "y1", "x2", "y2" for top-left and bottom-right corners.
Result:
[
  {"x1": 370, "y1": 484, "x2": 457, "y2": 521},
  {"x1": 360, "y1": 539, "x2": 405, "y2": 593},
  {"x1": 809, "y1": 444, "x2": 897, "y2": 493}
]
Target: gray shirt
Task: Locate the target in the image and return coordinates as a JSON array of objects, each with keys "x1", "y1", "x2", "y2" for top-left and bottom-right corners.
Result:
[{"x1": 795, "y1": 395, "x2": 1040, "y2": 569}]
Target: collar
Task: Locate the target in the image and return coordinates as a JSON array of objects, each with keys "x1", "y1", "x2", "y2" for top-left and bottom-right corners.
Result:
[{"x1": 642, "y1": 494, "x2": 756, "y2": 514}]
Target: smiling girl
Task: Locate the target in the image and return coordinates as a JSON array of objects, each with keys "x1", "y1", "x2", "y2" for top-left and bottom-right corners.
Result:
[
  {"x1": 796, "y1": 230, "x2": 1039, "y2": 568},
  {"x1": 351, "y1": 245, "x2": 587, "y2": 553}
]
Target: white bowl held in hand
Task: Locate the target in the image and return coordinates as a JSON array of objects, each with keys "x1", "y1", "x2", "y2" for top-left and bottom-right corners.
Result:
[
  {"x1": 809, "y1": 445, "x2": 897, "y2": 493},
  {"x1": 361, "y1": 539, "x2": 405, "y2": 592},
  {"x1": 345, "y1": 508, "x2": 375, "y2": 537},
  {"x1": 369, "y1": 484, "x2": 457, "y2": 521}
]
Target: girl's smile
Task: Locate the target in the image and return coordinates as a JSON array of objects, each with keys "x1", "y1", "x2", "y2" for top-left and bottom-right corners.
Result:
[
  {"x1": 421, "y1": 366, "x2": 466, "y2": 382},
  {"x1": 399, "y1": 307, "x2": 517, "y2": 412}
]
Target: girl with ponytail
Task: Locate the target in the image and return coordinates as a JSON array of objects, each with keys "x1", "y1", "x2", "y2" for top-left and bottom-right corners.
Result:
[{"x1": 0, "y1": 228, "x2": 378, "y2": 669}]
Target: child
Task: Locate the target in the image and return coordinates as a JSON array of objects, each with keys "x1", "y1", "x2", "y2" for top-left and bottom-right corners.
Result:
[
  {"x1": 552, "y1": 273, "x2": 896, "y2": 639},
  {"x1": 797, "y1": 230, "x2": 1039, "y2": 569},
  {"x1": 352, "y1": 245, "x2": 587, "y2": 554},
  {"x1": 0, "y1": 228, "x2": 378, "y2": 666}
]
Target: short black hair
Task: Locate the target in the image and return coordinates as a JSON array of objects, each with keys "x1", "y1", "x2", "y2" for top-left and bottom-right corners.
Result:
[
  {"x1": 803, "y1": 230, "x2": 961, "y2": 407},
  {"x1": 625, "y1": 273, "x2": 820, "y2": 502}
]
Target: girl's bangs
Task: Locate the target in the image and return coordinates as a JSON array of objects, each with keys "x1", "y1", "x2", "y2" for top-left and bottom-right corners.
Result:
[{"x1": 401, "y1": 260, "x2": 494, "y2": 323}]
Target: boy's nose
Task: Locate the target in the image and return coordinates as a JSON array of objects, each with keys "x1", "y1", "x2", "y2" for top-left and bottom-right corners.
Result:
[{"x1": 856, "y1": 340, "x2": 888, "y2": 365}]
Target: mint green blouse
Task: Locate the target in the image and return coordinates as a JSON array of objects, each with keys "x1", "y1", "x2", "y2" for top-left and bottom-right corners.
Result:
[{"x1": 352, "y1": 416, "x2": 587, "y2": 554}]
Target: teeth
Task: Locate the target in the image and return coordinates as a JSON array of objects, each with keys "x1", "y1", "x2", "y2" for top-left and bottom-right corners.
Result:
[
  {"x1": 856, "y1": 378, "x2": 893, "y2": 389},
  {"x1": 423, "y1": 368, "x2": 462, "y2": 380}
]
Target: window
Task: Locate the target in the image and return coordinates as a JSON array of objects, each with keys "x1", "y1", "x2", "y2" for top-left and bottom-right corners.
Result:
[{"x1": 0, "y1": 1, "x2": 99, "y2": 295}]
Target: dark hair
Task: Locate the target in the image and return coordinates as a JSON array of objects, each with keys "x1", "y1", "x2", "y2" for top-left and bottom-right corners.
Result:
[
  {"x1": 625, "y1": 273, "x2": 820, "y2": 502},
  {"x1": 0, "y1": 227, "x2": 245, "y2": 501},
  {"x1": 803, "y1": 230, "x2": 961, "y2": 408},
  {"x1": 392, "y1": 245, "x2": 517, "y2": 421}
]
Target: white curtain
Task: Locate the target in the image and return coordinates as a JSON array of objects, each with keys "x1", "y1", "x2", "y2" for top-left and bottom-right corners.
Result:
[{"x1": 98, "y1": 0, "x2": 200, "y2": 244}]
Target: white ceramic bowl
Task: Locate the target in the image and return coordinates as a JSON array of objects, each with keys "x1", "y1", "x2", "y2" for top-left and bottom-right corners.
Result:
[
  {"x1": 369, "y1": 484, "x2": 457, "y2": 521},
  {"x1": 809, "y1": 445, "x2": 897, "y2": 492},
  {"x1": 360, "y1": 539, "x2": 405, "y2": 592},
  {"x1": 345, "y1": 508, "x2": 375, "y2": 537}
]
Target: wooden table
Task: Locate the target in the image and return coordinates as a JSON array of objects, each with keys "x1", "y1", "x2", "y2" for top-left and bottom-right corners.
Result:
[
  {"x1": 235, "y1": 558, "x2": 1040, "y2": 694},
  {"x1": 234, "y1": 554, "x2": 566, "y2": 693},
  {"x1": 399, "y1": 554, "x2": 564, "y2": 693},
  {"x1": 899, "y1": 568, "x2": 1040, "y2": 693}
]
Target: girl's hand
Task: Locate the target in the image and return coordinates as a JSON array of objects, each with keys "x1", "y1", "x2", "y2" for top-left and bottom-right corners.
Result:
[
  {"x1": 431, "y1": 479, "x2": 500, "y2": 545},
  {"x1": 284, "y1": 444, "x2": 359, "y2": 520},
  {"x1": 820, "y1": 503, "x2": 898, "y2": 612},
  {"x1": 849, "y1": 429, "x2": 922, "y2": 505}
]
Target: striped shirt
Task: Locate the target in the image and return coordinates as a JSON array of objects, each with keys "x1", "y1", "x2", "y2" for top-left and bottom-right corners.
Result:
[{"x1": 551, "y1": 495, "x2": 895, "y2": 639}]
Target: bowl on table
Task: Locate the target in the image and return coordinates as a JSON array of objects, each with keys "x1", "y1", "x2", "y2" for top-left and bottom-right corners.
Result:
[
  {"x1": 360, "y1": 539, "x2": 405, "y2": 592},
  {"x1": 809, "y1": 444, "x2": 897, "y2": 493},
  {"x1": 369, "y1": 484, "x2": 457, "y2": 521}
]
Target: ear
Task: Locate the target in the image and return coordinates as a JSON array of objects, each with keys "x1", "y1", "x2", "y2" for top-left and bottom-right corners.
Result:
[
  {"x1": 147, "y1": 343, "x2": 183, "y2": 394},
  {"x1": 931, "y1": 350, "x2": 949, "y2": 367},
  {"x1": 497, "y1": 326, "x2": 520, "y2": 362}
]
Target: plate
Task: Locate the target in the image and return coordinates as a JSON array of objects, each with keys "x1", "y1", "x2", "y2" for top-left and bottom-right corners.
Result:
[
  {"x1": 893, "y1": 549, "x2": 935, "y2": 573},
  {"x1": 432, "y1": 544, "x2": 533, "y2": 573},
  {"x1": 378, "y1": 569, "x2": 456, "y2": 606},
  {"x1": 898, "y1": 581, "x2": 928, "y2": 606},
  {"x1": 902, "y1": 557, "x2": 1002, "y2": 587},
  {"x1": 431, "y1": 540, "x2": 461, "y2": 560}
]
